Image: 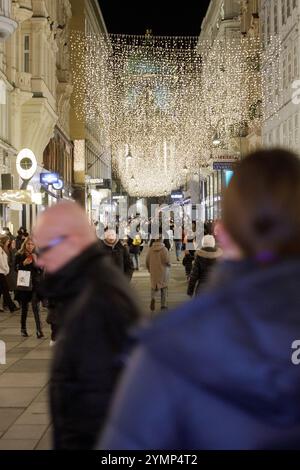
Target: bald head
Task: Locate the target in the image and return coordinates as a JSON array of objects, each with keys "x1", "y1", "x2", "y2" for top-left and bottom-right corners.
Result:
[{"x1": 33, "y1": 202, "x2": 97, "y2": 273}]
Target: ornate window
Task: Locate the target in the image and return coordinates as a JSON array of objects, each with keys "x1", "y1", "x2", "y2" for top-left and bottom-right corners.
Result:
[
  {"x1": 274, "y1": 1, "x2": 278, "y2": 35},
  {"x1": 294, "y1": 44, "x2": 298, "y2": 79},
  {"x1": 23, "y1": 35, "x2": 30, "y2": 73},
  {"x1": 282, "y1": 0, "x2": 286, "y2": 25}
]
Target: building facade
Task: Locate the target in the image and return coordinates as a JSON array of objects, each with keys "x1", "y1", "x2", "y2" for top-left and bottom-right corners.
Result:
[
  {"x1": 70, "y1": 0, "x2": 112, "y2": 226},
  {"x1": 197, "y1": 0, "x2": 261, "y2": 220},
  {"x1": 0, "y1": 0, "x2": 73, "y2": 231},
  {"x1": 260, "y1": 0, "x2": 300, "y2": 153}
]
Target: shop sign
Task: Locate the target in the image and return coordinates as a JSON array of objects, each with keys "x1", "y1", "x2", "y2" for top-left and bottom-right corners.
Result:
[
  {"x1": 40, "y1": 173, "x2": 60, "y2": 186},
  {"x1": 52, "y1": 180, "x2": 64, "y2": 190},
  {"x1": 95, "y1": 179, "x2": 112, "y2": 190},
  {"x1": 89, "y1": 178, "x2": 104, "y2": 185},
  {"x1": 171, "y1": 191, "x2": 183, "y2": 200},
  {"x1": 213, "y1": 161, "x2": 237, "y2": 171},
  {"x1": 0, "y1": 190, "x2": 41, "y2": 204}
]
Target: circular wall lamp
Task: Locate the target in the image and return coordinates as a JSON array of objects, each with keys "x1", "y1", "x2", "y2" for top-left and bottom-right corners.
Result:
[{"x1": 16, "y1": 149, "x2": 37, "y2": 181}]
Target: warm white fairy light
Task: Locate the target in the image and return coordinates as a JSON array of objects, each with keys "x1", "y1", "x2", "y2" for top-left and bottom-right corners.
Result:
[{"x1": 70, "y1": 32, "x2": 281, "y2": 197}]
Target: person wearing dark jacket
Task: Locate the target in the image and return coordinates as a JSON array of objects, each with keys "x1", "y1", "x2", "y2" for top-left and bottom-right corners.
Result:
[
  {"x1": 15, "y1": 227, "x2": 28, "y2": 251},
  {"x1": 182, "y1": 250, "x2": 194, "y2": 279},
  {"x1": 187, "y1": 234, "x2": 222, "y2": 296},
  {"x1": 15, "y1": 237, "x2": 43, "y2": 338},
  {"x1": 33, "y1": 202, "x2": 141, "y2": 450},
  {"x1": 0, "y1": 236, "x2": 19, "y2": 313},
  {"x1": 99, "y1": 149, "x2": 300, "y2": 450},
  {"x1": 99, "y1": 229, "x2": 134, "y2": 279},
  {"x1": 127, "y1": 231, "x2": 143, "y2": 270}
]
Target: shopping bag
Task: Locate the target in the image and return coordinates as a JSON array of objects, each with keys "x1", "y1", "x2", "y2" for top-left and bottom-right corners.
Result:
[{"x1": 16, "y1": 270, "x2": 32, "y2": 291}]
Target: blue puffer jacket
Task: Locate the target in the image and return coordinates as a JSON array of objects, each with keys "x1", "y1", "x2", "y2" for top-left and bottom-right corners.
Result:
[{"x1": 100, "y1": 258, "x2": 300, "y2": 450}]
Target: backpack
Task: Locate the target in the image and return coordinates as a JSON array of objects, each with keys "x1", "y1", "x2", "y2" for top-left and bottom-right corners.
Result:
[{"x1": 132, "y1": 234, "x2": 142, "y2": 246}]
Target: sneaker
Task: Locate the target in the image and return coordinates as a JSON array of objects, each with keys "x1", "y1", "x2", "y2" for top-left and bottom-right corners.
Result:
[
  {"x1": 150, "y1": 299, "x2": 155, "y2": 311},
  {"x1": 36, "y1": 331, "x2": 44, "y2": 339},
  {"x1": 49, "y1": 340, "x2": 56, "y2": 347},
  {"x1": 21, "y1": 329, "x2": 29, "y2": 337}
]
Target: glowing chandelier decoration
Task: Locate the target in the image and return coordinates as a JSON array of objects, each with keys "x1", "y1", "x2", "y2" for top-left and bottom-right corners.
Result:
[{"x1": 70, "y1": 32, "x2": 281, "y2": 197}]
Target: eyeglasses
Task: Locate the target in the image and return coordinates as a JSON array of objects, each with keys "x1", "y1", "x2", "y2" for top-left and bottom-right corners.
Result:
[{"x1": 36, "y1": 236, "x2": 67, "y2": 258}]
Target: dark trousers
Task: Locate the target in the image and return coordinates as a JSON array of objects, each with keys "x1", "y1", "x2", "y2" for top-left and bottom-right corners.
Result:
[
  {"x1": 0, "y1": 274, "x2": 16, "y2": 311},
  {"x1": 50, "y1": 323, "x2": 58, "y2": 341},
  {"x1": 21, "y1": 292, "x2": 42, "y2": 332}
]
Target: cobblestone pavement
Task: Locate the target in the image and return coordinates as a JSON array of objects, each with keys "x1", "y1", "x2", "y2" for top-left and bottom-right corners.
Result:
[{"x1": 0, "y1": 247, "x2": 189, "y2": 450}]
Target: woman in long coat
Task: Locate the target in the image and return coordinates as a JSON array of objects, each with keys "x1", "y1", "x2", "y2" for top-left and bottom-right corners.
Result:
[
  {"x1": 146, "y1": 236, "x2": 170, "y2": 312},
  {"x1": 15, "y1": 236, "x2": 44, "y2": 338}
]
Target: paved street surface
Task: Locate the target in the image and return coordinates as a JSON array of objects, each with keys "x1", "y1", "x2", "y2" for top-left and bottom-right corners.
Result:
[{"x1": 0, "y1": 247, "x2": 189, "y2": 450}]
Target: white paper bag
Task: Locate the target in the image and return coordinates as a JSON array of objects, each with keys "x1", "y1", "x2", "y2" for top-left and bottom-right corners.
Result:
[{"x1": 17, "y1": 270, "x2": 31, "y2": 289}]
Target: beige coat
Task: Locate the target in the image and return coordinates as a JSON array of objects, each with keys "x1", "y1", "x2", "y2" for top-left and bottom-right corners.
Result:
[{"x1": 146, "y1": 241, "x2": 170, "y2": 289}]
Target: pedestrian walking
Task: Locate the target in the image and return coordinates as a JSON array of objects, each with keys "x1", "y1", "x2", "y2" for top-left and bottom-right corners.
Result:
[
  {"x1": 146, "y1": 233, "x2": 170, "y2": 312},
  {"x1": 127, "y1": 230, "x2": 142, "y2": 270},
  {"x1": 33, "y1": 202, "x2": 141, "y2": 450},
  {"x1": 187, "y1": 235, "x2": 223, "y2": 297},
  {"x1": 100, "y1": 148, "x2": 300, "y2": 450},
  {"x1": 0, "y1": 236, "x2": 19, "y2": 313},
  {"x1": 15, "y1": 237, "x2": 43, "y2": 338},
  {"x1": 99, "y1": 228, "x2": 134, "y2": 279}
]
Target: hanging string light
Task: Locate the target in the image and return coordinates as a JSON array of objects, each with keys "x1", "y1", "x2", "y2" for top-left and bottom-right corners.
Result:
[{"x1": 70, "y1": 32, "x2": 281, "y2": 197}]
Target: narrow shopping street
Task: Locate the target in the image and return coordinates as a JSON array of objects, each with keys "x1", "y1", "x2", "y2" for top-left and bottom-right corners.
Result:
[
  {"x1": 0, "y1": 247, "x2": 189, "y2": 450},
  {"x1": 2, "y1": 0, "x2": 300, "y2": 458}
]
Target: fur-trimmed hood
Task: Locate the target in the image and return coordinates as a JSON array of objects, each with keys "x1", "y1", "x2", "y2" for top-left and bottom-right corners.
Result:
[{"x1": 196, "y1": 247, "x2": 223, "y2": 259}]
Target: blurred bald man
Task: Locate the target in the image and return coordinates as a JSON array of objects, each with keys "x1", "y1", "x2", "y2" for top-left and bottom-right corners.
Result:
[{"x1": 33, "y1": 202, "x2": 141, "y2": 450}]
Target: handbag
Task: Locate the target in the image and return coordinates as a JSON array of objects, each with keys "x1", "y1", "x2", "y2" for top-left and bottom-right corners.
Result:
[{"x1": 16, "y1": 270, "x2": 32, "y2": 291}]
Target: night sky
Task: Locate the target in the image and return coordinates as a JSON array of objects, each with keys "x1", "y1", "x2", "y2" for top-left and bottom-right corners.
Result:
[{"x1": 98, "y1": 0, "x2": 211, "y2": 37}]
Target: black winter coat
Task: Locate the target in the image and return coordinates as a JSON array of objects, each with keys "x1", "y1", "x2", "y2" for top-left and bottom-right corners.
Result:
[
  {"x1": 15, "y1": 253, "x2": 43, "y2": 302},
  {"x1": 187, "y1": 247, "x2": 222, "y2": 297},
  {"x1": 99, "y1": 240, "x2": 134, "y2": 278},
  {"x1": 127, "y1": 236, "x2": 142, "y2": 255},
  {"x1": 39, "y1": 243, "x2": 141, "y2": 450},
  {"x1": 182, "y1": 251, "x2": 195, "y2": 278}
]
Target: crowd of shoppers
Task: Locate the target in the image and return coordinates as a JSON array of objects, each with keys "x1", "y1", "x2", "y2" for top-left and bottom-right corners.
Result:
[{"x1": 2, "y1": 147, "x2": 300, "y2": 451}]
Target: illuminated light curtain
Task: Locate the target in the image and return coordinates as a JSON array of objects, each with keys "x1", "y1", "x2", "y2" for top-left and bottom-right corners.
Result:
[{"x1": 70, "y1": 32, "x2": 281, "y2": 197}]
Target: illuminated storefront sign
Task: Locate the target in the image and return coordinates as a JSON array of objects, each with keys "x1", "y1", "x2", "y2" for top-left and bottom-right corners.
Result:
[
  {"x1": 40, "y1": 172, "x2": 59, "y2": 186},
  {"x1": 171, "y1": 191, "x2": 183, "y2": 200},
  {"x1": 0, "y1": 190, "x2": 42, "y2": 205},
  {"x1": 213, "y1": 161, "x2": 236, "y2": 171},
  {"x1": 52, "y1": 179, "x2": 64, "y2": 190}
]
